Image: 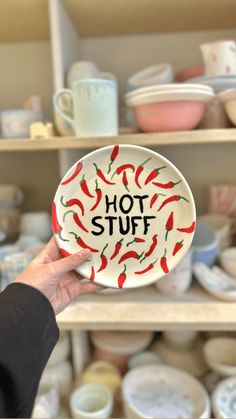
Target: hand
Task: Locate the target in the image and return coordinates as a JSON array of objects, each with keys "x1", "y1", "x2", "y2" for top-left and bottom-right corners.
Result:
[{"x1": 16, "y1": 237, "x2": 102, "y2": 314}]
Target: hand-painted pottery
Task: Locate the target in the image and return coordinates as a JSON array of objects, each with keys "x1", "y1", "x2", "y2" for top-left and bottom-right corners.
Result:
[{"x1": 52, "y1": 145, "x2": 196, "y2": 288}]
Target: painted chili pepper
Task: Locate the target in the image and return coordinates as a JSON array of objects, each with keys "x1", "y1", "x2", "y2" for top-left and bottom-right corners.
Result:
[
  {"x1": 90, "y1": 266, "x2": 95, "y2": 281},
  {"x1": 63, "y1": 210, "x2": 88, "y2": 233},
  {"x1": 59, "y1": 248, "x2": 71, "y2": 257},
  {"x1": 51, "y1": 202, "x2": 69, "y2": 242},
  {"x1": 118, "y1": 265, "x2": 127, "y2": 288},
  {"x1": 160, "y1": 249, "x2": 169, "y2": 273},
  {"x1": 61, "y1": 196, "x2": 85, "y2": 216},
  {"x1": 93, "y1": 163, "x2": 115, "y2": 185},
  {"x1": 152, "y1": 180, "x2": 182, "y2": 189},
  {"x1": 150, "y1": 193, "x2": 166, "y2": 209},
  {"x1": 122, "y1": 170, "x2": 129, "y2": 192},
  {"x1": 135, "y1": 257, "x2": 158, "y2": 275},
  {"x1": 177, "y1": 221, "x2": 196, "y2": 233},
  {"x1": 127, "y1": 237, "x2": 145, "y2": 247},
  {"x1": 172, "y1": 239, "x2": 184, "y2": 256},
  {"x1": 145, "y1": 165, "x2": 166, "y2": 185},
  {"x1": 118, "y1": 250, "x2": 144, "y2": 264},
  {"x1": 110, "y1": 238, "x2": 123, "y2": 260},
  {"x1": 142, "y1": 234, "x2": 158, "y2": 261},
  {"x1": 107, "y1": 144, "x2": 119, "y2": 173},
  {"x1": 90, "y1": 180, "x2": 102, "y2": 211},
  {"x1": 61, "y1": 161, "x2": 83, "y2": 185},
  {"x1": 80, "y1": 174, "x2": 94, "y2": 198},
  {"x1": 111, "y1": 163, "x2": 135, "y2": 179},
  {"x1": 165, "y1": 211, "x2": 174, "y2": 241},
  {"x1": 97, "y1": 243, "x2": 108, "y2": 273},
  {"x1": 70, "y1": 232, "x2": 99, "y2": 253},
  {"x1": 135, "y1": 157, "x2": 151, "y2": 189},
  {"x1": 158, "y1": 195, "x2": 189, "y2": 212}
]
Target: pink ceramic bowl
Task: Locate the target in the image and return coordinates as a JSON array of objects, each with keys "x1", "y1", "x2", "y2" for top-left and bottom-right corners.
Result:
[
  {"x1": 175, "y1": 66, "x2": 204, "y2": 82},
  {"x1": 132, "y1": 101, "x2": 206, "y2": 132}
]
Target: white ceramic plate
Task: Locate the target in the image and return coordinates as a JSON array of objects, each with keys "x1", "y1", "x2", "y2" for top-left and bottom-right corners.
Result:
[
  {"x1": 126, "y1": 89, "x2": 214, "y2": 107},
  {"x1": 125, "y1": 83, "x2": 213, "y2": 100},
  {"x1": 187, "y1": 75, "x2": 236, "y2": 93},
  {"x1": 212, "y1": 376, "x2": 236, "y2": 419},
  {"x1": 122, "y1": 365, "x2": 210, "y2": 419},
  {"x1": 52, "y1": 145, "x2": 195, "y2": 289}
]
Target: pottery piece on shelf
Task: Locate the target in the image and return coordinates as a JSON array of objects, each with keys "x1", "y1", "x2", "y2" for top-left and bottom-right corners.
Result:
[
  {"x1": 122, "y1": 365, "x2": 211, "y2": 419},
  {"x1": 67, "y1": 61, "x2": 100, "y2": 87},
  {"x1": 53, "y1": 145, "x2": 196, "y2": 289},
  {"x1": 162, "y1": 330, "x2": 198, "y2": 350},
  {"x1": 32, "y1": 388, "x2": 59, "y2": 419},
  {"x1": 90, "y1": 331, "x2": 153, "y2": 356},
  {"x1": 212, "y1": 376, "x2": 236, "y2": 418},
  {"x1": 128, "y1": 351, "x2": 165, "y2": 370},
  {"x1": 175, "y1": 65, "x2": 204, "y2": 82},
  {"x1": 200, "y1": 40, "x2": 236, "y2": 76},
  {"x1": 198, "y1": 214, "x2": 233, "y2": 249},
  {"x1": 20, "y1": 212, "x2": 51, "y2": 242},
  {"x1": 81, "y1": 361, "x2": 121, "y2": 395},
  {"x1": 30, "y1": 122, "x2": 55, "y2": 139},
  {"x1": 187, "y1": 75, "x2": 236, "y2": 93},
  {"x1": 218, "y1": 88, "x2": 236, "y2": 126},
  {"x1": 0, "y1": 184, "x2": 23, "y2": 208},
  {"x1": 1, "y1": 109, "x2": 43, "y2": 138},
  {"x1": 70, "y1": 384, "x2": 113, "y2": 419},
  {"x1": 192, "y1": 222, "x2": 219, "y2": 266},
  {"x1": 219, "y1": 247, "x2": 236, "y2": 279},
  {"x1": 199, "y1": 98, "x2": 231, "y2": 129},
  {"x1": 39, "y1": 360, "x2": 73, "y2": 397},
  {"x1": 208, "y1": 185, "x2": 236, "y2": 218},
  {"x1": 203, "y1": 337, "x2": 236, "y2": 377},
  {"x1": 1, "y1": 251, "x2": 33, "y2": 288},
  {"x1": 127, "y1": 63, "x2": 173, "y2": 91},
  {"x1": 92, "y1": 346, "x2": 128, "y2": 374}
]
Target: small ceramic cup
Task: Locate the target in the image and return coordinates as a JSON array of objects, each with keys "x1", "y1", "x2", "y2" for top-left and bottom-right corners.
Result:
[
  {"x1": 192, "y1": 222, "x2": 219, "y2": 266},
  {"x1": 156, "y1": 250, "x2": 193, "y2": 296},
  {"x1": 70, "y1": 384, "x2": 113, "y2": 419},
  {"x1": 163, "y1": 330, "x2": 199, "y2": 350},
  {"x1": 200, "y1": 40, "x2": 236, "y2": 76},
  {"x1": 20, "y1": 212, "x2": 51, "y2": 242},
  {"x1": 1, "y1": 251, "x2": 33, "y2": 289},
  {"x1": 1, "y1": 109, "x2": 43, "y2": 138}
]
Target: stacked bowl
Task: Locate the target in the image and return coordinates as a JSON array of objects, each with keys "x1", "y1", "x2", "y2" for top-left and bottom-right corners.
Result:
[{"x1": 125, "y1": 84, "x2": 214, "y2": 132}]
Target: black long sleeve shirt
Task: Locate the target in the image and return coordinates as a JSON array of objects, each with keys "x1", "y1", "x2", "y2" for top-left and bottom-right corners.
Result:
[{"x1": 0, "y1": 283, "x2": 59, "y2": 418}]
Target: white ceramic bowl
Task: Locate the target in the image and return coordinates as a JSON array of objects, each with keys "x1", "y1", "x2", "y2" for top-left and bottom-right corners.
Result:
[
  {"x1": 126, "y1": 83, "x2": 213, "y2": 100},
  {"x1": 218, "y1": 88, "x2": 236, "y2": 126},
  {"x1": 212, "y1": 376, "x2": 236, "y2": 418},
  {"x1": 90, "y1": 331, "x2": 153, "y2": 356},
  {"x1": 192, "y1": 222, "x2": 219, "y2": 266},
  {"x1": 163, "y1": 330, "x2": 198, "y2": 350},
  {"x1": 198, "y1": 214, "x2": 233, "y2": 249},
  {"x1": 219, "y1": 247, "x2": 236, "y2": 278},
  {"x1": 203, "y1": 337, "x2": 236, "y2": 377},
  {"x1": 127, "y1": 64, "x2": 174, "y2": 90},
  {"x1": 128, "y1": 351, "x2": 164, "y2": 370},
  {"x1": 20, "y1": 211, "x2": 51, "y2": 242},
  {"x1": 122, "y1": 365, "x2": 211, "y2": 419},
  {"x1": 70, "y1": 384, "x2": 113, "y2": 419}
]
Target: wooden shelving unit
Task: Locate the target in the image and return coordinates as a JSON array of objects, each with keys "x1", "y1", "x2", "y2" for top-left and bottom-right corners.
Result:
[{"x1": 1, "y1": 129, "x2": 236, "y2": 152}]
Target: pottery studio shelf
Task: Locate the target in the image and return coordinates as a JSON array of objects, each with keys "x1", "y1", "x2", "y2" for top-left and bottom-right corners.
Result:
[
  {"x1": 57, "y1": 284, "x2": 236, "y2": 331},
  {"x1": 1, "y1": 0, "x2": 236, "y2": 42},
  {"x1": 1, "y1": 129, "x2": 236, "y2": 151}
]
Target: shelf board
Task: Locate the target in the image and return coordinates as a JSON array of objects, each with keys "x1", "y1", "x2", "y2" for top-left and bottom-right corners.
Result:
[
  {"x1": 57, "y1": 284, "x2": 236, "y2": 331},
  {"x1": 0, "y1": 129, "x2": 236, "y2": 151}
]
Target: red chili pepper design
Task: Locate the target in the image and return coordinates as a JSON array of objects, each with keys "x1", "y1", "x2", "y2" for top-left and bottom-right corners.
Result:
[
  {"x1": 80, "y1": 175, "x2": 94, "y2": 198},
  {"x1": 142, "y1": 234, "x2": 158, "y2": 261},
  {"x1": 90, "y1": 266, "x2": 95, "y2": 281},
  {"x1": 90, "y1": 180, "x2": 102, "y2": 211},
  {"x1": 135, "y1": 157, "x2": 151, "y2": 189},
  {"x1": 61, "y1": 161, "x2": 83, "y2": 185},
  {"x1": 127, "y1": 237, "x2": 145, "y2": 247},
  {"x1": 70, "y1": 232, "x2": 99, "y2": 253},
  {"x1": 177, "y1": 221, "x2": 196, "y2": 233},
  {"x1": 150, "y1": 193, "x2": 166, "y2": 209},
  {"x1": 59, "y1": 248, "x2": 71, "y2": 257},
  {"x1": 145, "y1": 165, "x2": 166, "y2": 185},
  {"x1": 97, "y1": 243, "x2": 108, "y2": 273},
  {"x1": 61, "y1": 196, "x2": 85, "y2": 216},
  {"x1": 118, "y1": 250, "x2": 144, "y2": 264},
  {"x1": 111, "y1": 163, "x2": 135, "y2": 179},
  {"x1": 51, "y1": 202, "x2": 69, "y2": 242},
  {"x1": 160, "y1": 249, "x2": 169, "y2": 273},
  {"x1": 107, "y1": 144, "x2": 119, "y2": 174},
  {"x1": 135, "y1": 257, "x2": 158, "y2": 275},
  {"x1": 152, "y1": 180, "x2": 182, "y2": 189},
  {"x1": 165, "y1": 211, "x2": 174, "y2": 241},
  {"x1": 172, "y1": 239, "x2": 184, "y2": 256},
  {"x1": 93, "y1": 163, "x2": 115, "y2": 185},
  {"x1": 118, "y1": 265, "x2": 127, "y2": 288},
  {"x1": 63, "y1": 210, "x2": 88, "y2": 233},
  {"x1": 122, "y1": 171, "x2": 129, "y2": 192},
  {"x1": 110, "y1": 239, "x2": 123, "y2": 260},
  {"x1": 158, "y1": 195, "x2": 189, "y2": 212}
]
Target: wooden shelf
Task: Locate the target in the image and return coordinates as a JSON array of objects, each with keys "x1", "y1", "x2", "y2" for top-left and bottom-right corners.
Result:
[
  {"x1": 57, "y1": 284, "x2": 236, "y2": 331},
  {"x1": 1, "y1": 129, "x2": 236, "y2": 151}
]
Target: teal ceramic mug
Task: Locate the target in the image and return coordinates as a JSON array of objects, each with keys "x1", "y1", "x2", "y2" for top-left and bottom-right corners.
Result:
[{"x1": 53, "y1": 78, "x2": 118, "y2": 137}]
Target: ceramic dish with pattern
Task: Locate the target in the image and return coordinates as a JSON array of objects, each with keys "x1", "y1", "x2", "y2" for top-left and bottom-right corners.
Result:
[
  {"x1": 203, "y1": 338, "x2": 236, "y2": 377},
  {"x1": 52, "y1": 145, "x2": 195, "y2": 289},
  {"x1": 187, "y1": 75, "x2": 236, "y2": 93},
  {"x1": 212, "y1": 376, "x2": 236, "y2": 419}
]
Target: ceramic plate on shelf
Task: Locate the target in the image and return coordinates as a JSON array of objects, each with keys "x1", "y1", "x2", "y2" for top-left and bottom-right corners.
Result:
[
  {"x1": 52, "y1": 145, "x2": 195, "y2": 289},
  {"x1": 187, "y1": 75, "x2": 236, "y2": 93}
]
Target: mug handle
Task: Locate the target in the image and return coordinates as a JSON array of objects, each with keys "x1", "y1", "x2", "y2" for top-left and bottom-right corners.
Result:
[{"x1": 53, "y1": 89, "x2": 75, "y2": 126}]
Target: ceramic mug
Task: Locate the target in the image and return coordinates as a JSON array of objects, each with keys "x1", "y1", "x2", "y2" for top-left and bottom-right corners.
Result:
[
  {"x1": 192, "y1": 222, "x2": 219, "y2": 266},
  {"x1": 53, "y1": 79, "x2": 118, "y2": 137},
  {"x1": 70, "y1": 384, "x2": 113, "y2": 419},
  {"x1": 200, "y1": 40, "x2": 236, "y2": 76},
  {"x1": 20, "y1": 212, "x2": 51, "y2": 242},
  {"x1": 0, "y1": 184, "x2": 23, "y2": 208}
]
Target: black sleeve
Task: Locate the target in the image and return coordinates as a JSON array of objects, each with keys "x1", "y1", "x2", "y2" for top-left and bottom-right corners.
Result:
[{"x1": 0, "y1": 283, "x2": 59, "y2": 418}]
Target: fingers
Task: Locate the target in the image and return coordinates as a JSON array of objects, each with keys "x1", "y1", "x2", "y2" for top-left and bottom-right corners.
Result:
[
  {"x1": 50, "y1": 249, "x2": 90, "y2": 276},
  {"x1": 79, "y1": 282, "x2": 103, "y2": 295}
]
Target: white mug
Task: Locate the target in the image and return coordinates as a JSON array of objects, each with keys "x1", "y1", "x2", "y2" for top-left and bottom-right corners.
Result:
[
  {"x1": 200, "y1": 40, "x2": 236, "y2": 76},
  {"x1": 53, "y1": 79, "x2": 118, "y2": 137},
  {"x1": 70, "y1": 384, "x2": 113, "y2": 419}
]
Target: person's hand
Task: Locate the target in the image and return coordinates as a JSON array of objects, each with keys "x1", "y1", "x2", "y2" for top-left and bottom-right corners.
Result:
[{"x1": 16, "y1": 237, "x2": 102, "y2": 314}]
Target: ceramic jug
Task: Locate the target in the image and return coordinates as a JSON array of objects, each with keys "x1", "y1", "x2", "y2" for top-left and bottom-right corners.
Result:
[{"x1": 200, "y1": 40, "x2": 236, "y2": 76}]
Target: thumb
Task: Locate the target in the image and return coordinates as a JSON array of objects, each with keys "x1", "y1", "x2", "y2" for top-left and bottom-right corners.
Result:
[{"x1": 51, "y1": 249, "x2": 90, "y2": 276}]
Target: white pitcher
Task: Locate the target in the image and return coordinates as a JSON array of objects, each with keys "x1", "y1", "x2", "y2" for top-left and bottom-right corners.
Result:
[{"x1": 200, "y1": 40, "x2": 236, "y2": 76}]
